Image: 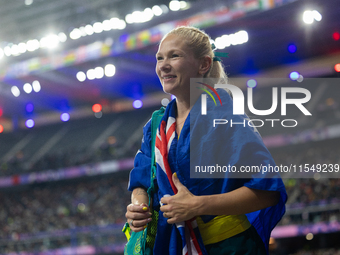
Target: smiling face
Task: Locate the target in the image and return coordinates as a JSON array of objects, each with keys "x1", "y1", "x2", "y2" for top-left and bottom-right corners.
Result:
[{"x1": 155, "y1": 34, "x2": 202, "y2": 98}]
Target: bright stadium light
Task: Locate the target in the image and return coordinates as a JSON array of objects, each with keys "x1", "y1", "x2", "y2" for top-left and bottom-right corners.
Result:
[
  {"x1": 132, "y1": 11, "x2": 143, "y2": 23},
  {"x1": 58, "y1": 32, "x2": 67, "y2": 42},
  {"x1": 312, "y1": 10, "x2": 322, "y2": 21},
  {"x1": 160, "y1": 4, "x2": 169, "y2": 14},
  {"x1": 142, "y1": 8, "x2": 154, "y2": 22},
  {"x1": 18, "y1": 43, "x2": 27, "y2": 53},
  {"x1": 11, "y1": 86, "x2": 20, "y2": 97},
  {"x1": 214, "y1": 30, "x2": 248, "y2": 49},
  {"x1": 125, "y1": 14, "x2": 134, "y2": 24},
  {"x1": 86, "y1": 69, "x2": 96, "y2": 80},
  {"x1": 152, "y1": 5, "x2": 163, "y2": 16},
  {"x1": 169, "y1": 1, "x2": 181, "y2": 11},
  {"x1": 303, "y1": 10, "x2": 314, "y2": 24},
  {"x1": 105, "y1": 64, "x2": 116, "y2": 77},
  {"x1": 23, "y1": 83, "x2": 33, "y2": 94},
  {"x1": 93, "y1": 22, "x2": 104, "y2": 33},
  {"x1": 110, "y1": 18, "x2": 121, "y2": 28},
  {"x1": 70, "y1": 28, "x2": 82, "y2": 40},
  {"x1": 303, "y1": 10, "x2": 322, "y2": 24},
  {"x1": 32, "y1": 80, "x2": 41, "y2": 92},
  {"x1": 85, "y1": 25, "x2": 94, "y2": 35},
  {"x1": 40, "y1": 34, "x2": 60, "y2": 49},
  {"x1": 117, "y1": 20, "x2": 126, "y2": 30},
  {"x1": 102, "y1": 20, "x2": 112, "y2": 31},
  {"x1": 76, "y1": 71, "x2": 86, "y2": 82},
  {"x1": 95, "y1": 67, "x2": 104, "y2": 79},
  {"x1": 25, "y1": 0, "x2": 33, "y2": 6},
  {"x1": 180, "y1": 1, "x2": 190, "y2": 10},
  {"x1": 26, "y1": 39, "x2": 40, "y2": 51},
  {"x1": 79, "y1": 26, "x2": 87, "y2": 37},
  {"x1": 4, "y1": 46, "x2": 12, "y2": 56},
  {"x1": 10, "y1": 44, "x2": 20, "y2": 56}
]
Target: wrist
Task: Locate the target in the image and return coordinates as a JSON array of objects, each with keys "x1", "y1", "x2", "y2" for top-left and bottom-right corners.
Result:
[{"x1": 192, "y1": 195, "x2": 205, "y2": 216}]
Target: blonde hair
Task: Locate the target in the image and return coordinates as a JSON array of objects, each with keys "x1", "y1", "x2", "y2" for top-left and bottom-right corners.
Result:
[{"x1": 162, "y1": 26, "x2": 228, "y2": 82}]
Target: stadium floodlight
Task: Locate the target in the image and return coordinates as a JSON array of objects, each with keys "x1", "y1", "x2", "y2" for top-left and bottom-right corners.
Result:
[
  {"x1": 169, "y1": 1, "x2": 181, "y2": 11},
  {"x1": 102, "y1": 20, "x2": 112, "y2": 31},
  {"x1": 26, "y1": 39, "x2": 40, "y2": 51},
  {"x1": 105, "y1": 64, "x2": 116, "y2": 77},
  {"x1": 32, "y1": 80, "x2": 41, "y2": 92},
  {"x1": 303, "y1": 10, "x2": 314, "y2": 24},
  {"x1": 143, "y1": 8, "x2": 154, "y2": 22},
  {"x1": 312, "y1": 10, "x2": 322, "y2": 21},
  {"x1": 79, "y1": 27, "x2": 87, "y2": 37},
  {"x1": 25, "y1": 0, "x2": 33, "y2": 5},
  {"x1": 93, "y1": 22, "x2": 104, "y2": 33},
  {"x1": 95, "y1": 67, "x2": 104, "y2": 79},
  {"x1": 125, "y1": 14, "x2": 133, "y2": 24},
  {"x1": 303, "y1": 10, "x2": 322, "y2": 24},
  {"x1": 10, "y1": 44, "x2": 20, "y2": 56},
  {"x1": 23, "y1": 83, "x2": 33, "y2": 94},
  {"x1": 40, "y1": 34, "x2": 60, "y2": 49},
  {"x1": 160, "y1": 4, "x2": 169, "y2": 14},
  {"x1": 85, "y1": 25, "x2": 94, "y2": 35},
  {"x1": 11, "y1": 86, "x2": 20, "y2": 97},
  {"x1": 4, "y1": 46, "x2": 12, "y2": 56},
  {"x1": 70, "y1": 28, "x2": 82, "y2": 40},
  {"x1": 152, "y1": 5, "x2": 163, "y2": 16},
  {"x1": 117, "y1": 20, "x2": 126, "y2": 30},
  {"x1": 86, "y1": 69, "x2": 96, "y2": 80},
  {"x1": 58, "y1": 32, "x2": 67, "y2": 42},
  {"x1": 18, "y1": 43, "x2": 27, "y2": 53},
  {"x1": 110, "y1": 18, "x2": 121, "y2": 28},
  {"x1": 180, "y1": 1, "x2": 189, "y2": 10},
  {"x1": 76, "y1": 72, "x2": 86, "y2": 82},
  {"x1": 214, "y1": 30, "x2": 248, "y2": 49}
]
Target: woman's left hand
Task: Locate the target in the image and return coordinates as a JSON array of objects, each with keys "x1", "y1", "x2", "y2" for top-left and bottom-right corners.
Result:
[{"x1": 160, "y1": 173, "x2": 199, "y2": 224}]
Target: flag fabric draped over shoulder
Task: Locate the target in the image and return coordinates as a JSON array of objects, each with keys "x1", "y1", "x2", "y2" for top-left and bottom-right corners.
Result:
[{"x1": 128, "y1": 89, "x2": 287, "y2": 255}]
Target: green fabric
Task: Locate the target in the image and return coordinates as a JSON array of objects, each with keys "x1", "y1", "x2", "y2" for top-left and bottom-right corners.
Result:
[
  {"x1": 205, "y1": 226, "x2": 267, "y2": 255},
  {"x1": 124, "y1": 228, "x2": 151, "y2": 255},
  {"x1": 124, "y1": 107, "x2": 165, "y2": 255}
]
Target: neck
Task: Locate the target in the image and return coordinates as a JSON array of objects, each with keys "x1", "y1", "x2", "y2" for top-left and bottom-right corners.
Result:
[{"x1": 175, "y1": 97, "x2": 190, "y2": 120}]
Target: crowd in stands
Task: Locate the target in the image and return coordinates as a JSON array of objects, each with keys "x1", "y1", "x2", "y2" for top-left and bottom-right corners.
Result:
[
  {"x1": 0, "y1": 173, "x2": 130, "y2": 254},
  {"x1": 0, "y1": 136, "x2": 137, "y2": 177}
]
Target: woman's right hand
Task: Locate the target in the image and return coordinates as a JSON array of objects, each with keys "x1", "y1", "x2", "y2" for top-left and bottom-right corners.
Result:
[{"x1": 125, "y1": 202, "x2": 152, "y2": 232}]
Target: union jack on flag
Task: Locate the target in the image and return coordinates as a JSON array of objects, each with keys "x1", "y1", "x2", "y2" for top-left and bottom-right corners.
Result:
[{"x1": 155, "y1": 116, "x2": 206, "y2": 255}]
